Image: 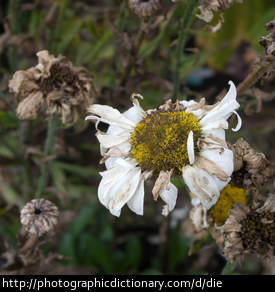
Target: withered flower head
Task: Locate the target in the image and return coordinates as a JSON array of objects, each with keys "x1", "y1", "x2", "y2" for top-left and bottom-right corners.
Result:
[
  {"x1": 129, "y1": 0, "x2": 161, "y2": 18},
  {"x1": 228, "y1": 138, "x2": 275, "y2": 191},
  {"x1": 86, "y1": 81, "x2": 241, "y2": 217},
  {"x1": 20, "y1": 199, "x2": 59, "y2": 237},
  {"x1": 220, "y1": 195, "x2": 275, "y2": 263},
  {"x1": 259, "y1": 20, "x2": 275, "y2": 57},
  {"x1": 9, "y1": 50, "x2": 96, "y2": 125}
]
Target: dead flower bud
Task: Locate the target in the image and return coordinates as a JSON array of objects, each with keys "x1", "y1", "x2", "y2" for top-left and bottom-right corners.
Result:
[
  {"x1": 9, "y1": 50, "x2": 96, "y2": 125},
  {"x1": 219, "y1": 195, "x2": 275, "y2": 263},
  {"x1": 129, "y1": 0, "x2": 161, "y2": 18},
  {"x1": 20, "y1": 199, "x2": 59, "y2": 237}
]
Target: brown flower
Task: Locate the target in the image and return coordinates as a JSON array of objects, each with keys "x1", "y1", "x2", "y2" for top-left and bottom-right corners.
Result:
[
  {"x1": 219, "y1": 195, "x2": 275, "y2": 263},
  {"x1": 227, "y1": 138, "x2": 275, "y2": 191},
  {"x1": 9, "y1": 50, "x2": 96, "y2": 125},
  {"x1": 20, "y1": 199, "x2": 59, "y2": 237},
  {"x1": 259, "y1": 20, "x2": 275, "y2": 57}
]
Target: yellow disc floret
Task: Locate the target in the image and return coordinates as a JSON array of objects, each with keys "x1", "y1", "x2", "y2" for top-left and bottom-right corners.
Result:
[
  {"x1": 209, "y1": 184, "x2": 246, "y2": 224},
  {"x1": 130, "y1": 110, "x2": 201, "y2": 175}
]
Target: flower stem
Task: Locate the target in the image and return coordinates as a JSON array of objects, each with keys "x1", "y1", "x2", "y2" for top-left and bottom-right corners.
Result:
[
  {"x1": 35, "y1": 115, "x2": 59, "y2": 198},
  {"x1": 221, "y1": 261, "x2": 237, "y2": 275},
  {"x1": 172, "y1": 0, "x2": 198, "y2": 101},
  {"x1": 237, "y1": 56, "x2": 275, "y2": 95},
  {"x1": 120, "y1": 19, "x2": 149, "y2": 86}
]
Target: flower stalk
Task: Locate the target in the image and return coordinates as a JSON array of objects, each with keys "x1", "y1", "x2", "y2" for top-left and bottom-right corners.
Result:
[
  {"x1": 173, "y1": 0, "x2": 198, "y2": 101},
  {"x1": 35, "y1": 115, "x2": 59, "y2": 198},
  {"x1": 237, "y1": 58, "x2": 275, "y2": 95}
]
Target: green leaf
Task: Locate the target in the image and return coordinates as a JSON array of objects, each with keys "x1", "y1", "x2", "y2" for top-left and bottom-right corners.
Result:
[
  {"x1": 69, "y1": 204, "x2": 95, "y2": 238},
  {"x1": 117, "y1": 236, "x2": 142, "y2": 274},
  {"x1": 168, "y1": 227, "x2": 190, "y2": 273},
  {"x1": 54, "y1": 16, "x2": 84, "y2": 54},
  {"x1": 1, "y1": 184, "x2": 20, "y2": 205},
  {"x1": 78, "y1": 235, "x2": 114, "y2": 274},
  {"x1": 58, "y1": 233, "x2": 76, "y2": 264}
]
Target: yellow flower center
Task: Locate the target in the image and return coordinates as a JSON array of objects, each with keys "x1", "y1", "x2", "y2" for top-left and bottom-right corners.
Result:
[
  {"x1": 130, "y1": 110, "x2": 201, "y2": 175},
  {"x1": 209, "y1": 184, "x2": 246, "y2": 224}
]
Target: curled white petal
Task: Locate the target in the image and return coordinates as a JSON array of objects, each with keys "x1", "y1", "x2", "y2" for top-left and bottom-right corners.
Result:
[
  {"x1": 86, "y1": 104, "x2": 136, "y2": 130},
  {"x1": 220, "y1": 80, "x2": 237, "y2": 104},
  {"x1": 231, "y1": 110, "x2": 242, "y2": 132},
  {"x1": 187, "y1": 130, "x2": 195, "y2": 165},
  {"x1": 199, "y1": 81, "x2": 240, "y2": 128},
  {"x1": 159, "y1": 183, "x2": 178, "y2": 217}
]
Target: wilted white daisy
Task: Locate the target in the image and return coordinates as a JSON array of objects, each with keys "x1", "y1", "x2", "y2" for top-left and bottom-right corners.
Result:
[{"x1": 86, "y1": 81, "x2": 241, "y2": 217}]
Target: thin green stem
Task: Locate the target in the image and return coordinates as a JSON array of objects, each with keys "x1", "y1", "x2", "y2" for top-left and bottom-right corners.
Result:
[
  {"x1": 221, "y1": 261, "x2": 237, "y2": 275},
  {"x1": 172, "y1": 0, "x2": 198, "y2": 101},
  {"x1": 35, "y1": 115, "x2": 60, "y2": 198}
]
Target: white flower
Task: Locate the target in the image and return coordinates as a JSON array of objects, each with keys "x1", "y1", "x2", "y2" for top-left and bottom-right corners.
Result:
[{"x1": 86, "y1": 81, "x2": 241, "y2": 217}]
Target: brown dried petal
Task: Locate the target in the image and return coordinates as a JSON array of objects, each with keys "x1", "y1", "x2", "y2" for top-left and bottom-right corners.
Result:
[
  {"x1": 194, "y1": 156, "x2": 229, "y2": 181},
  {"x1": 228, "y1": 138, "x2": 275, "y2": 190},
  {"x1": 16, "y1": 91, "x2": 44, "y2": 120},
  {"x1": 9, "y1": 70, "x2": 39, "y2": 96},
  {"x1": 152, "y1": 169, "x2": 173, "y2": 200}
]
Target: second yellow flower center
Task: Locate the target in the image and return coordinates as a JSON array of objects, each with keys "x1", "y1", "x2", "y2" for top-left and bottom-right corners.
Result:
[{"x1": 130, "y1": 110, "x2": 201, "y2": 175}]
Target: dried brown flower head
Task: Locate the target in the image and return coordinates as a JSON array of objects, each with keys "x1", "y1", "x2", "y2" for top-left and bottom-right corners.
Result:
[
  {"x1": 129, "y1": 0, "x2": 161, "y2": 18},
  {"x1": 196, "y1": 0, "x2": 243, "y2": 32},
  {"x1": 228, "y1": 138, "x2": 275, "y2": 191},
  {"x1": 220, "y1": 195, "x2": 275, "y2": 263},
  {"x1": 259, "y1": 20, "x2": 275, "y2": 57},
  {"x1": 9, "y1": 50, "x2": 96, "y2": 125},
  {"x1": 20, "y1": 199, "x2": 59, "y2": 237}
]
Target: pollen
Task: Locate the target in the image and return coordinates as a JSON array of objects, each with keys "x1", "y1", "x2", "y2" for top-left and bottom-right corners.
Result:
[
  {"x1": 209, "y1": 184, "x2": 246, "y2": 224},
  {"x1": 130, "y1": 110, "x2": 201, "y2": 175}
]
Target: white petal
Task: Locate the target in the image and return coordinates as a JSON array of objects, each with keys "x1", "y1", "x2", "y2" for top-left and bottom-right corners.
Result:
[
  {"x1": 200, "y1": 147, "x2": 234, "y2": 176},
  {"x1": 96, "y1": 132, "x2": 130, "y2": 148},
  {"x1": 199, "y1": 81, "x2": 240, "y2": 127},
  {"x1": 98, "y1": 158, "x2": 142, "y2": 217},
  {"x1": 127, "y1": 179, "x2": 145, "y2": 215},
  {"x1": 187, "y1": 130, "x2": 195, "y2": 165},
  {"x1": 220, "y1": 80, "x2": 237, "y2": 104},
  {"x1": 104, "y1": 157, "x2": 118, "y2": 169},
  {"x1": 159, "y1": 183, "x2": 178, "y2": 216},
  {"x1": 231, "y1": 110, "x2": 242, "y2": 132},
  {"x1": 180, "y1": 100, "x2": 197, "y2": 107},
  {"x1": 182, "y1": 165, "x2": 221, "y2": 209},
  {"x1": 191, "y1": 198, "x2": 201, "y2": 207},
  {"x1": 201, "y1": 119, "x2": 228, "y2": 131},
  {"x1": 202, "y1": 128, "x2": 225, "y2": 141},
  {"x1": 122, "y1": 106, "x2": 143, "y2": 124},
  {"x1": 86, "y1": 104, "x2": 136, "y2": 130},
  {"x1": 110, "y1": 167, "x2": 142, "y2": 213},
  {"x1": 212, "y1": 175, "x2": 231, "y2": 190}
]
